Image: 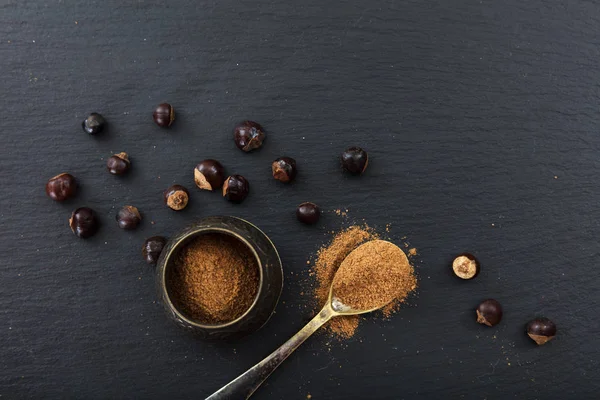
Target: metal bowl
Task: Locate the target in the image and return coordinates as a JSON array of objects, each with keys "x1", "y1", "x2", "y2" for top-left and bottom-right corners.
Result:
[{"x1": 156, "y1": 216, "x2": 283, "y2": 340}]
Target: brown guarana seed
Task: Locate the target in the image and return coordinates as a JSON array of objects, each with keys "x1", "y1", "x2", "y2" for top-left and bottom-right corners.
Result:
[
  {"x1": 116, "y1": 205, "x2": 141, "y2": 230},
  {"x1": 222, "y1": 175, "x2": 250, "y2": 203},
  {"x1": 46, "y1": 173, "x2": 77, "y2": 201},
  {"x1": 526, "y1": 318, "x2": 557, "y2": 345},
  {"x1": 452, "y1": 253, "x2": 480, "y2": 280},
  {"x1": 69, "y1": 207, "x2": 99, "y2": 239},
  {"x1": 164, "y1": 184, "x2": 189, "y2": 210},
  {"x1": 142, "y1": 236, "x2": 167, "y2": 265},
  {"x1": 194, "y1": 159, "x2": 226, "y2": 191},
  {"x1": 476, "y1": 299, "x2": 503, "y2": 327},
  {"x1": 296, "y1": 202, "x2": 320, "y2": 225},
  {"x1": 341, "y1": 147, "x2": 369, "y2": 175},
  {"x1": 106, "y1": 152, "x2": 131, "y2": 175},
  {"x1": 153, "y1": 103, "x2": 175, "y2": 127},
  {"x1": 272, "y1": 157, "x2": 297, "y2": 183},
  {"x1": 82, "y1": 112, "x2": 106, "y2": 135},
  {"x1": 233, "y1": 121, "x2": 265, "y2": 152}
]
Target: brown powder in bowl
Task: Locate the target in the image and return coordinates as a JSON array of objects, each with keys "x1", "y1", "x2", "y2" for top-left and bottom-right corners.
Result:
[
  {"x1": 167, "y1": 233, "x2": 259, "y2": 324},
  {"x1": 332, "y1": 240, "x2": 416, "y2": 311}
]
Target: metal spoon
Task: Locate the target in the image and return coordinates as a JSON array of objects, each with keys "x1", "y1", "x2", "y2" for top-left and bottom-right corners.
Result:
[{"x1": 206, "y1": 240, "x2": 408, "y2": 400}]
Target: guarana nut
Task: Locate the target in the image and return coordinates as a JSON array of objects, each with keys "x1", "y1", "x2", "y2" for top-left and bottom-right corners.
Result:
[
  {"x1": 69, "y1": 207, "x2": 99, "y2": 238},
  {"x1": 82, "y1": 112, "x2": 106, "y2": 135},
  {"x1": 476, "y1": 299, "x2": 503, "y2": 327},
  {"x1": 153, "y1": 103, "x2": 175, "y2": 128},
  {"x1": 341, "y1": 146, "x2": 368, "y2": 175},
  {"x1": 234, "y1": 121, "x2": 265, "y2": 152},
  {"x1": 164, "y1": 185, "x2": 189, "y2": 211},
  {"x1": 142, "y1": 236, "x2": 167, "y2": 265},
  {"x1": 222, "y1": 175, "x2": 249, "y2": 203},
  {"x1": 116, "y1": 206, "x2": 141, "y2": 230},
  {"x1": 46, "y1": 173, "x2": 77, "y2": 201},
  {"x1": 296, "y1": 202, "x2": 320, "y2": 225},
  {"x1": 526, "y1": 318, "x2": 557, "y2": 345},
  {"x1": 452, "y1": 253, "x2": 480, "y2": 280},
  {"x1": 194, "y1": 159, "x2": 226, "y2": 191},
  {"x1": 272, "y1": 157, "x2": 297, "y2": 183},
  {"x1": 107, "y1": 152, "x2": 131, "y2": 175}
]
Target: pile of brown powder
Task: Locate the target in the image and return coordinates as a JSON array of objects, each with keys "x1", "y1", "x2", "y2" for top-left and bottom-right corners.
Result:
[
  {"x1": 332, "y1": 240, "x2": 416, "y2": 311},
  {"x1": 310, "y1": 225, "x2": 417, "y2": 338},
  {"x1": 167, "y1": 233, "x2": 259, "y2": 324}
]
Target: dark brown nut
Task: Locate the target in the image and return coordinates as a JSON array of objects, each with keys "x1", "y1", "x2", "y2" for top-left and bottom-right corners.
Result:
[
  {"x1": 234, "y1": 121, "x2": 265, "y2": 152},
  {"x1": 296, "y1": 202, "x2": 320, "y2": 225},
  {"x1": 341, "y1": 146, "x2": 368, "y2": 174},
  {"x1": 272, "y1": 157, "x2": 297, "y2": 183},
  {"x1": 163, "y1": 185, "x2": 189, "y2": 211},
  {"x1": 222, "y1": 175, "x2": 249, "y2": 203},
  {"x1": 153, "y1": 103, "x2": 175, "y2": 127},
  {"x1": 526, "y1": 318, "x2": 557, "y2": 345},
  {"x1": 69, "y1": 207, "x2": 99, "y2": 238},
  {"x1": 142, "y1": 236, "x2": 167, "y2": 265},
  {"x1": 194, "y1": 159, "x2": 226, "y2": 191},
  {"x1": 476, "y1": 299, "x2": 503, "y2": 327},
  {"x1": 46, "y1": 173, "x2": 77, "y2": 201},
  {"x1": 82, "y1": 113, "x2": 106, "y2": 135},
  {"x1": 107, "y1": 152, "x2": 131, "y2": 175},
  {"x1": 116, "y1": 206, "x2": 141, "y2": 230}
]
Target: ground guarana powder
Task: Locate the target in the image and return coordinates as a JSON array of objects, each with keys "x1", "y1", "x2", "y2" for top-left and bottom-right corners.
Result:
[
  {"x1": 310, "y1": 225, "x2": 417, "y2": 338},
  {"x1": 168, "y1": 233, "x2": 259, "y2": 324},
  {"x1": 332, "y1": 240, "x2": 416, "y2": 311}
]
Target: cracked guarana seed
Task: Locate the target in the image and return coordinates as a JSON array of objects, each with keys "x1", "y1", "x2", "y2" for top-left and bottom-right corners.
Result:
[
  {"x1": 194, "y1": 159, "x2": 226, "y2": 191},
  {"x1": 476, "y1": 299, "x2": 503, "y2": 327},
  {"x1": 272, "y1": 157, "x2": 297, "y2": 183},
  {"x1": 222, "y1": 175, "x2": 249, "y2": 203},
  {"x1": 234, "y1": 121, "x2": 265, "y2": 152},
  {"x1": 452, "y1": 253, "x2": 480, "y2": 280},
  {"x1": 526, "y1": 318, "x2": 557, "y2": 345},
  {"x1": 164, "y1": 185, "x2": 189, "y2": 210}
]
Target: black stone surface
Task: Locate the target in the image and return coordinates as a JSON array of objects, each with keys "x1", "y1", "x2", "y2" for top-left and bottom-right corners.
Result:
[{"x1": 1, "y1": 1, "x2": 599, "y2": 398}]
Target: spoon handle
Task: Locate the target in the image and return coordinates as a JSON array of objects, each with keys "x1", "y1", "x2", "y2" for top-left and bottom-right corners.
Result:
[{"x1": 206, "y1": 306, "x2": 335, "y2": 400}]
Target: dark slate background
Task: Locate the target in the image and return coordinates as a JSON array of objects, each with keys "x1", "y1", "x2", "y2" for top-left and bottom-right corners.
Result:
[{"x1": 1, "y1": 0, "x2": 599, "y2": 398}]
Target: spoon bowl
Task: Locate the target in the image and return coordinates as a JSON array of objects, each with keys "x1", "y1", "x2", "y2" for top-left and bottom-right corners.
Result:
[{"x1": 328, "y1": 239, "x2": 412, "y2": 315}]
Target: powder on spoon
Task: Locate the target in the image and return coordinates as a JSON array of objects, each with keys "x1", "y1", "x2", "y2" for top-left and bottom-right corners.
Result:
[
  {"x1": 310, "y1": 225, "x2": 417, "y2": 338},
  {"x1": 167, "y1": 233, "x2": 259, "y2": 324},
  {"x1": 332, "y1": 240, "x2": 416, "y2": 311}
]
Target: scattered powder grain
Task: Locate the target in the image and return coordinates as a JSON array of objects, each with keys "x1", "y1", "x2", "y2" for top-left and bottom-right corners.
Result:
[{"x1": 167, "y1": 233, "x2": 259, "y2": 324}]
